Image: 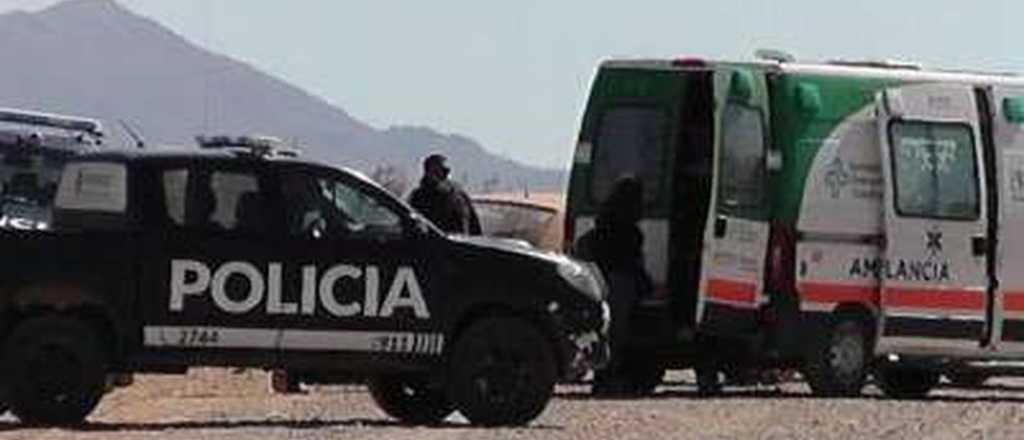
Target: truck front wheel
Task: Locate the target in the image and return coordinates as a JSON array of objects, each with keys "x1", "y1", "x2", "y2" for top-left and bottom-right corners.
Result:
[
  {"x1": 447, "y1": 317, "x2": 557, "y2": 426},
  {"x1": 3, "y1": 316, "x2": 108, "y2": 426},
  {"x1": 367, "y1": 373, "x2": 453, "y2": 425},
  {"x1": 804, "y1": 317, "x2": 869, "y2": 397}
]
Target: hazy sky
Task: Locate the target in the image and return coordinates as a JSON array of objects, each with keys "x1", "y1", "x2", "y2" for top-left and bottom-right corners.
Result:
[{"x1": 2, "y1": 0, "x2": 1024, "y2": 168}]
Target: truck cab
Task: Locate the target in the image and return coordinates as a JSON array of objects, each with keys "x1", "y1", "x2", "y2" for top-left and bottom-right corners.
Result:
[{"x1": 0, "y1": 138, "x2": 609, "y2": 426}]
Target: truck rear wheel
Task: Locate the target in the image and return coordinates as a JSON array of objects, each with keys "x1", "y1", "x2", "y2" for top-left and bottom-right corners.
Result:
[
  {"x1": 803, "y1": 317, "x2": 869, "y2": 397},
  {"x1": 447, "y1": 317, "x2": 556, "y2": 426},
  {"x1": 367, "y1": 373, "x2": 453, "y2": 425},
  {"x1": 3, "y1": 316, "x2": 108, "y2": 426},
  {"x1": 876, "y1": 367, "x2": 939, "y2": 399}
]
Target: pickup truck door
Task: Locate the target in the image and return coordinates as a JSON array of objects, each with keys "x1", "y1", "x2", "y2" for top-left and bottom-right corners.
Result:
[
  {"x1": 273, "y1": 169, "x2": 446, "y2": 358},
  {"x1": 695, "y1": 67, "x2": 772, "y2": 336},
  {"x1": 875, "y1": 84, "x2": 992, "y2": 356},
  {"x1": 139, "y1": 162, "x2": 281, "y2": 354}
]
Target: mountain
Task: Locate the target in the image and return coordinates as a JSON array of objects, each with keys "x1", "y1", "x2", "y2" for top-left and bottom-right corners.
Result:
[{"x1": 0, "y1": 0, "x2": 564, "y2": 192}]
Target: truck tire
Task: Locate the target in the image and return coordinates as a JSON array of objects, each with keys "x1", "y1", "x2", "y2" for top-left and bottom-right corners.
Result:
[
  {"x1": 3, "y1": 316, "x2": 108, "y2": 426},
  {"x1": 447, "y1": 317, "x2": 556, "y2": 426},
  {"x1": 803, "y1": 317, "x2": 869, "y2": 397},
  {"x1": 946, "y1": 372, "x2": 990, "y2": 388},
  {"x1": 876, "y1": 367, "x2": 939, "y2": 399},
  {"x1": 367, "y1": 374, "x2": 453, "y2": 425}
]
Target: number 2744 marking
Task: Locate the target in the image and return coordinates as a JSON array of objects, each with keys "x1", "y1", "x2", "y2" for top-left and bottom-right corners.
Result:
[{"x1": 177, "y1": 328, "x2": 220, "y2": 346}]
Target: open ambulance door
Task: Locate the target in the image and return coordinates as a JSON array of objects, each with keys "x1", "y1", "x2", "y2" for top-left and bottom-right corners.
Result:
[
  {"x1": 875, "y1": 84, "x2": 992, "y2": 356},
  {"x1": 695, "y1": 67, "x2": 772, "y2": 336}
]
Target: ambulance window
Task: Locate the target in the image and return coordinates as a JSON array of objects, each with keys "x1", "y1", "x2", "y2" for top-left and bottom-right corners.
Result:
[
  {"x1": 590, "y1": 106, "x2": 667, "y2": 204},
  {"x1": 890, "y1": 122, "x2": 978, "y2": 220},
  {"x1": 717, "y1": 103, "x2": 766, "y2": 218}
]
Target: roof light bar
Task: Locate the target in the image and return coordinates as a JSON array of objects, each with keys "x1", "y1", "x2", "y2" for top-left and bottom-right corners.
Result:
[
  {"x1": 0, "y1": 108, "x2": 103, "y2": 136},
  {"x1": 196, "y1": 134, "x2": 301, "y2": 158}
]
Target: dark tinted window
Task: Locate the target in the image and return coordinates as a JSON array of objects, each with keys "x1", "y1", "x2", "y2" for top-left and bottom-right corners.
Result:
[
  {"x1": 590, "y1": 107, "x2": 667, "y2": 204},
  {"x1": 165, "y1": 168, "x2": 265, "y2": 232}
]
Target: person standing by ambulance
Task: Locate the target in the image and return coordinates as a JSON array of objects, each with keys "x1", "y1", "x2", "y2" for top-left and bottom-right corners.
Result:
[
  {"x1": 574, "y1": 176, "x2": 652, "y2": 395},
  {"x1": 408, "y1": 154, "x2": 481, "y2": 235}
]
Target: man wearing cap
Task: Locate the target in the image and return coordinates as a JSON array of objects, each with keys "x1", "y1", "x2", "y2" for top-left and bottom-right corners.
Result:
[{"x1": 408, "y1": 154, "x2": 481, "y2": 235}]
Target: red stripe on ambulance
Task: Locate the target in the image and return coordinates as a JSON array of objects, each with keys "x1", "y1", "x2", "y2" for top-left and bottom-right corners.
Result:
[{"x1": 706, "y1": 278, "x2": 758, "y2": 304}]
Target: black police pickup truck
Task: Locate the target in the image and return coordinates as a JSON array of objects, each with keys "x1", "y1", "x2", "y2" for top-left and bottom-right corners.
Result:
[{"x1": 0, "y1": 138, "x2": 609, "y2": 426}]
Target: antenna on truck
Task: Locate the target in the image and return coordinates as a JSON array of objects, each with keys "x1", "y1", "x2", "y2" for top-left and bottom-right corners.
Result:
[{"x1": 119, "y1": 120, "x2": 147, "y2": 149}]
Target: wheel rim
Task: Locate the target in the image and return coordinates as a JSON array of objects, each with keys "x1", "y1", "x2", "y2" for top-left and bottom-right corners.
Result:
[
  {"x1": 469, "y1": 344, "x2": 533, "y2": 406},
  {"x1": 828, "y1": 324, "x2": 864, "y2": 385}
]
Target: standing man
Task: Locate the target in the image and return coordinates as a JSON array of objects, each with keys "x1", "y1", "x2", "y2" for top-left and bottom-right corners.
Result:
[{"x1": 409, "y1": 154, "x2": 481, "y2": 235}]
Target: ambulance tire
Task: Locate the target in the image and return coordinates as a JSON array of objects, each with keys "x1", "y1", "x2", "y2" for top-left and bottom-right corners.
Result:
[
  {"x1": 946, "y1": 372, "x2": 990, "y2": 388},
  {"x1": 803, "y1": 317, "x2": 869, "y2": 397},
  {"x1": 448, "y1": 317, "x2": 557, "y2": 426},
  {"x1": 367, "y1": 374, "x2": 454, "y2": 425},
  {"x1": 4, "y1": 316, "x2": 107, "y2": 426},
  {"x1": 876, "y1": 368, "x2": 940, "y2": 399}
]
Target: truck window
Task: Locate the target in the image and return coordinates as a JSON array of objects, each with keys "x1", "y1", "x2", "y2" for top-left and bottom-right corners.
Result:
[
  {"x1": 167, "y1": 169, "x2": 265, "y2": 232},
  {"x1": 55, "y1": 162, "x2": 128, "y2": 213},
  {"x1": 717, "y1": 103, "x2": 766, "y2": 219},
  {"x1": 889, "y1": 121, "x2": 978, "y2": 220},
  {"x1": 281, "y1": 172, "x2": 402, "y2": 238},
  {"x1": 590, "y1": 106, "x2": 667, "y2": 204}
]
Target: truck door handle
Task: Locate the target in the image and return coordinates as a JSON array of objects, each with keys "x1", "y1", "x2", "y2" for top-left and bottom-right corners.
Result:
[
  {"x1": 714, "y1": 216, "x2": 727, "y2": 238},
  {"x1": 972, "y1": 235, "x2": 988, "y2": 257}
]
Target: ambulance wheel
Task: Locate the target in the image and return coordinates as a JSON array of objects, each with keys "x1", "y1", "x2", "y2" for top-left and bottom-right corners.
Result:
[
  {"x1": 367, "y1": 373, "x2": 454, "y2": 425},
  {"x1": 448, "y1": 317, "x2": 557, "y2": 426},
  {"x1": 4, "y1": 316, "x2": 107, "y2": 426},
  {"x1": 876, "y1": 368, "x2": 939, "y2": 399},
  {"x1": 946, "y1": 372, "x2": 990, "y2": 388},
  {"x1": 803, "y1": 317, "x2": 869, "y2": 397}
]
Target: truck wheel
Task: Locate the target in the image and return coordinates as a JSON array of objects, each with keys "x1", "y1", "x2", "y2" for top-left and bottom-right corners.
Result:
[
  {"x1": 946, "y1": 372, "x2": 990, "y2": 388},
  {"x1": 447, "y1": 317, "x2": 556, "y2": 426},
  {"x1": 803, "y1": 317, "x2": 869, "y2": 397},
  {"x1": 876, "y1": 367, "x2": 939, "y2": 399},
  {"x1": 367, "y1": 374, "x2": 453, "y2": 425},
  {"x1": 3, "y1": 316, "x2": 108, "y2": 426}
]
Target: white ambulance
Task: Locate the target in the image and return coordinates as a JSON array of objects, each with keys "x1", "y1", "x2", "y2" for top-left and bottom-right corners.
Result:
[{"x1": 566, "y1": 51, "x2": 1024, "y2": 396}]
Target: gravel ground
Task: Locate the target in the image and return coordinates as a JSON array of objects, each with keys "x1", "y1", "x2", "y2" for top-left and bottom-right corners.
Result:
[{"x1": 2, "y1": 369, "x2": 1024, "y2": 440}]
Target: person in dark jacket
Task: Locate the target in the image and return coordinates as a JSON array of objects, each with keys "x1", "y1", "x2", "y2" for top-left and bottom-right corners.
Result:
[
  {"x1": 408, "y1": 154, "x2": 481, "y2": 235},
  {"x1": 573, "y1": 176, "x2": 653, "y2": 395}
]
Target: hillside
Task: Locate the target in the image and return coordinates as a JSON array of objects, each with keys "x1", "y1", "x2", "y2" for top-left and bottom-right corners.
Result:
[{"x1": 0, "y1": 0, "x2": 564, "y2": 191}]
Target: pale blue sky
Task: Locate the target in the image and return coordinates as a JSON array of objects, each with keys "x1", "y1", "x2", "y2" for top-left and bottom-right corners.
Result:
[{"x1": 3, "y1": 0, "x2": 1024, "y2": 168}]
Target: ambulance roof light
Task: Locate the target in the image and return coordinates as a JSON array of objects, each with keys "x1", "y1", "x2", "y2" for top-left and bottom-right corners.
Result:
[
  {"x1": 0, "y1": 108, "x2": 103, "y2": 137},
  {"x1": 671, "y1": 57, "x2": 707, "y2": 68},
  {"x1": 755, "y1": 49, "x2": 796, "y2": 63}
]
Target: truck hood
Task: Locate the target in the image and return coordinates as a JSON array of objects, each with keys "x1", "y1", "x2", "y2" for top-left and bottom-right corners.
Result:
[{"x1": 448, "y1": 234, "x2": 568, "y2": 265}]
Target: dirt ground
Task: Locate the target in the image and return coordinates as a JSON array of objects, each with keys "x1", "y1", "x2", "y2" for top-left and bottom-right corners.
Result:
[{"x1": 2, "y1": 369, "x2": 1024, "y2": 440}]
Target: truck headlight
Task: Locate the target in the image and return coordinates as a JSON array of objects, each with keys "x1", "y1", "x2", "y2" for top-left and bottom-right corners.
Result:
[{"x1": 557, "y1": 260, "x2": 606, "y2": 301}]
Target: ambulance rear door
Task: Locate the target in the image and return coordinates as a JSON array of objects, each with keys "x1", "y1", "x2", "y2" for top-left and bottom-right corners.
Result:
[
  {"x1": 876, "y1": 84, "x2": 992, "y2": 356},
  {"x1": 695, "y1": 67, "x2": 773, "y2": 336}
]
